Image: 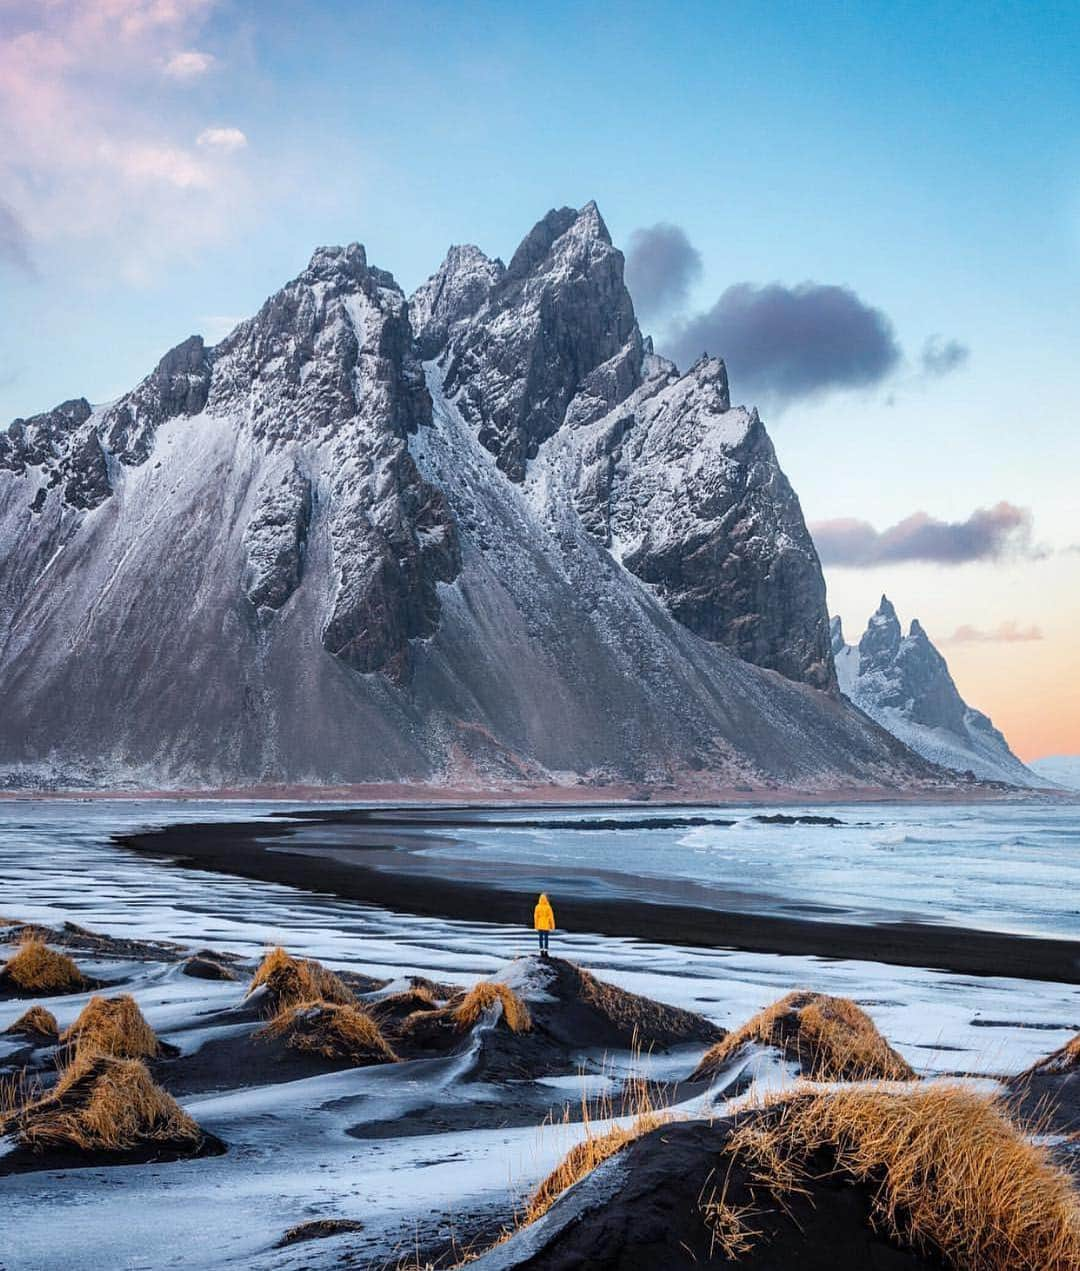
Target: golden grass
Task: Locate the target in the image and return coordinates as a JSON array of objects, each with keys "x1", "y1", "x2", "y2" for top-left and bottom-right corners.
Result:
[
  {"x1": 16, "y1": 1054, "x2": 203, "y2": 1154},
  {"x1": 61, "y1": 994, "x2": 161, "y2": 1060},
  {"x1": 247, "y1": 946, "x2": 356, "y2": 1008},
  {"x1": 453, "y1": 982, "x2": 532, "y2": 1034},
  {"x1": 2, "y1": 937, "x2": 86, "y2": 993},
  {"x1": 1021, "y1": 1032, "x2": 1080, "y2": 1077},
  {"x1": 5, "y1": 1004, "x2": 60, "y2": 1041},
  {"x1": 698, "y1": 1179, "x2": 759, "y2": 1260},
  {"x1": 745, "y1": 1083, "x2": 1080, "y2": 1270},
  {"x1": 524, "y1": 1066, "x2": 670, "y2": 1226},
  {"x1": 525, "y1": 1111, "x2": 667, "y2": 1225},
  {"x1": 1, "y1": 1069, "x2": 41, "y2": 1119},
  {"x1": 257, "y1": 999, "x2": 398, "y2": 1065},
  {"x1": 693, "y1": 991, "x2": 914, "y2": 1083},
  {"x1": 375, "y1": 986, "x2": 437, "y2": 1014}
]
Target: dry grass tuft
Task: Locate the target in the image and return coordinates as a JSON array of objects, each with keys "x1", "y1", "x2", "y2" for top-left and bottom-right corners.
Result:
[
  {"x1": 5, "y1": 1004, "x2": 60, "y2": 1041},
  {"x1": 15, "y1": 1053, "x2": 204, "y2": 1154},
  {"x1": 257, "y1": 999, "x2": 398, "y2": 1065},
  {"x1": 698, "y1": 1178, "x2": 759, "y2": 1260},
  {"x1": 746, "y1": 1083, "x2": 1080, "y2": 1270},
  {"x1": 525, "y1": 1113, "x2": 666, "y2": 1225},
  {"x1": 2, "y1": 937, "x2": 86, "y2": 994},
  {"x1": 1, "y1": 1069, "x2": 42, "y2": 1119},
  {"x1": 524, "y1": 1071, "x2": 669, "y2": 1226},
  {"x1": 453, "y1": 982, "x2": 531, "y2": 1034},
  {"x1": 693, "y1": 991, "x2": 914, "y2": 1083},
  {"x1": 1021, "y1": 1032, "x2": 1080, "y2": 1078},
  {"x1": 247, "y1": 947, "x2": 356, "y2": 1009},
  {"x1": 61, "y1": 994, "x2": 161, "y2": 1060}
]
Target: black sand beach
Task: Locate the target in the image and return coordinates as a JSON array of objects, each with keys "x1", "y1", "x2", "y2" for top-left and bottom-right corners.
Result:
[{"x1": 116, "y1": 808, "x2": 1080, "y2": 984}]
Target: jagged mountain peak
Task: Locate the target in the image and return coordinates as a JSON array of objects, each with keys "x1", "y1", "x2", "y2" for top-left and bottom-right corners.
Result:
[
  {"x1": 410, "y1": 242, "x2": 505, "y2": 359},
  {"x1": 437, "y1": 200, "x2": 640, "y2": 482},
  {"x1": 835, "y1": 600, "x2": 1040, "y2": 787}
]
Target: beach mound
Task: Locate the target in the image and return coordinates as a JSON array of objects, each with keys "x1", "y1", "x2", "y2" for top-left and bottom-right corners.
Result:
[
  {"x1": 181, "y1": 954, "x2": 237, "y2": 981},
  {"x1": 391, "y1": 957, "x2": 723, "y2": 1082},
  {"x1": 4, "y1": 1005, "x2": 59, "y2": 1044},
  {"x1": 478, "y1": 1085, "x2": 1080, "y2": 1270},
  {"x1": 1021, "y1": 1033, "x2": 1080, "y2": 1077},
  {"x1": 1010, "y1": 1033, "x2": 1080, "y2": 1144},
  {"x1": 1, "y1": 937, "x2": 87, "y2": 996},
  {"x1": 3, "y1": 1053, "x2": 222, "y2": 1167},
  {"x1": 691, "y1": 990, "x2": 913, "y2": 1083},
  {"x1": 369, "y1": 985, "x2": 440, "y2": 1028},
  {"x1": 514, "y1": 957, "x2": 722, "y2": 1053},
  {"x1": 61, "y1": 994, "x2": 167, "y2": 1060},
  {"x1": 247, "y1": 947, "x2": 356, "y2": 1009},
  {"x1": 257, "y1": 1001, "x2": 398, "y2": 1066}
]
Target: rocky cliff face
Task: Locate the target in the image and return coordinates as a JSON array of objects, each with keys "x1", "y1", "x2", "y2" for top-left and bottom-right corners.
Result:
[
  {"x1": 833, "y1": 599, "x2": 1041, "y2": 787},
  {"x1": 0, "y1": 203, "x2": 936, "y2": 790},
  {"x1": 423, "y1": 204, "x2": 835, "y2": 691}
]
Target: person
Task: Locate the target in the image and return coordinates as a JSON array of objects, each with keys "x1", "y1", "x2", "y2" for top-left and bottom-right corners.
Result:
[{"x1": 533, "y1": 892, "x2": 555, "y2": 958}]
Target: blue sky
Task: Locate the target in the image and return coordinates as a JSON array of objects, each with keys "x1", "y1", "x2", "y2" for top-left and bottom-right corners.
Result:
[{"x1": 2, "y1": 0, "x2": 1078, "y2": 755}]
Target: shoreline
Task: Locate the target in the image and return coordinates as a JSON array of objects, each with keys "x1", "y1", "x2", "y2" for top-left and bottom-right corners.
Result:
[
  {"x1": 1, "y1": 780, "x2": 1072, "y2": 805},
  {"x1": 116, "y1": 812, "x2": 1080, "y2": 986}
]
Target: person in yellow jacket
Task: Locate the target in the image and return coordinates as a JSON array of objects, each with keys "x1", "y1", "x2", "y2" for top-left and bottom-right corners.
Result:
[{"x1": 533, "y1": 892, "x2": 555, "y2": 958}]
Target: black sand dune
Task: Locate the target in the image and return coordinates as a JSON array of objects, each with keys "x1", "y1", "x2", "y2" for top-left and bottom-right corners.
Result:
[{"x1": 471, "y1": 1118, "x2": 943, "y2": 1270}]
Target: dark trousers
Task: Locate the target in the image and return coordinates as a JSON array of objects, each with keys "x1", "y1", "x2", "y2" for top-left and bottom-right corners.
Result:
[{"x1": 537, "y1": 930, "x2": 550, "y2": 952}]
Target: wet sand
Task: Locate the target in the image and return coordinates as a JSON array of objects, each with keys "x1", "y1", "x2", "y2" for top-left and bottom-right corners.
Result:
[{"x1": 116, "y1": 810, "x2": 1080, "y2": 985}]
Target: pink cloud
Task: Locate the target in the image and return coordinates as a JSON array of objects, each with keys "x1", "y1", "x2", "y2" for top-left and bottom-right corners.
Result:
[
  {"x1": 942, "y1": 622, "x2": 1044, "y2": 644},
  {"x1": 0, "y1": 0, "x2": 248, "y2": 279}
]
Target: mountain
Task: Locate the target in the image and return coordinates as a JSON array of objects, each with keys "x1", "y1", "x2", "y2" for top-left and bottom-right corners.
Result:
[
  {"x1": 832, "y1": 598, "x2": 1041, "y2": 787},
  {"x1": 1029, "y1": 756, "x2": 1080, "y2": 790},
  {"x1": 0, "y1": 202, "x2": 942, "y2": 792}
]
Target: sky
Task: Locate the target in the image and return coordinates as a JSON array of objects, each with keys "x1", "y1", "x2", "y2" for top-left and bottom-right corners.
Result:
[{"x1": 1, "y1": 0, "x2": 1078, "y2": 760}]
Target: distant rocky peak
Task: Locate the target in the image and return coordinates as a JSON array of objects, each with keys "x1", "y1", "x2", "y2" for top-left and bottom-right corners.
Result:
[
  {"x1": 439, "y1": 201, "x2": 642, "y2": 481},
  {"x1": 859, "y1": 594, "x2": 903, "y2": 667},
  {"x1": 303, "y1": 241, "x2": 368, "y2": 280},
  {"x1": 503, "y1": 205, "x2": 581, "y2": 281},
  {"x1": 683, "y1": 355, "x2": 731, "y2": 411},
  {"x1": 410, "y1": 243, "x2": 505, "y2": 359},
  {"x1": 102, "y1": 334, "x2": 212, "y2": 466},
  {"x1": 830, "y1": 614, "x2": 845, "y2": 654},
  {"x1": 209, "y1": 240, "x2": 429, "y2": 443}
]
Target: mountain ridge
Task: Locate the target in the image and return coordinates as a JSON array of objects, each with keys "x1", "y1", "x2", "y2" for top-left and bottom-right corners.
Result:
[
  {"x1": 0, "y1": 203, "x2": 956, "y2": 792},
  {"x1": 832, "y1": 598, "x2": 1042, "y2": 787}
]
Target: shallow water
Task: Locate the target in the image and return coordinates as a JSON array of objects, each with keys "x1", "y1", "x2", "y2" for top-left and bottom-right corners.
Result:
[{"x1": 392, "y1": 800, "x2": 1080, "y2": 938}]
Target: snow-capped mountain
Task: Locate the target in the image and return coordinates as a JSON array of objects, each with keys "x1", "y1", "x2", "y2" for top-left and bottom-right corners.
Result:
[
  {"x1": 1029, "y1": 756, "x2": 1080, "y2": 790},
  {"x1": 0, "y1": 203, "x2": 941, "y2": 791},
  {"x1": 832, "y1": 599, "x2": 1042, "y2": 787}
]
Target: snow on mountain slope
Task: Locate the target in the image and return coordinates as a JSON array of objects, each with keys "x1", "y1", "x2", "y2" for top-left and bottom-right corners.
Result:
[
  {"x1": 1029, "y1": 756, "x2": 1080, "y2": 790},
  {"x1": 832, "y1": 600, "x2": 1043, "y2": 788},
  {"x1": 0, "y1": 203, "x2": 943, "y2": 791}
]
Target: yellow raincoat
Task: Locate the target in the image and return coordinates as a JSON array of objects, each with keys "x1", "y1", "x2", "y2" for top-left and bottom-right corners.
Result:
[{"x1": 533, "y1": 893, "x2": 555, "y2": 931}]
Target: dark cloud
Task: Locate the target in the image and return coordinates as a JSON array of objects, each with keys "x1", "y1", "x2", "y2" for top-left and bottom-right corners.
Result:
[
  {"x1": 664, "y1": 281, "x2": 900, "y2": 405},
  {"x1": 811, "y1": 502, "x2": 1046, "y2": 567},
  {"x1": 0, "y1": 201, "x2": 35, "y2": 277},
  {"x1": 942, "y1": 622, "x2": 1043, "y2": 644},
  {"x1": 921, "y1": 334, "x2": 969, "y2": 377},
  {"x1": 623, "y1": 223, "x2": 702, "y2": 318}
]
